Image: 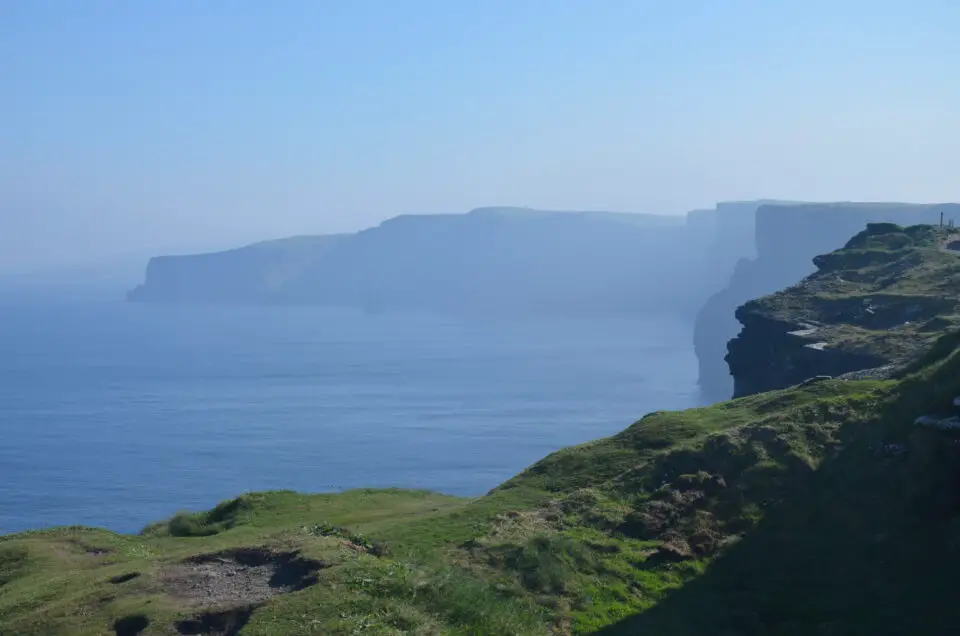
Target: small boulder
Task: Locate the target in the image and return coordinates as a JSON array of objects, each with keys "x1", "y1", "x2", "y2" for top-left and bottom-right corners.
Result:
[
  {"x1": 915, "y1": 415, "x2": 942, "y2": 427},
  {"x1": 939, "y1": 417, "x2": 960, "y2": 430},
  {"x1": 915, "y1": 415, "x2": 960, "y2": 431}
]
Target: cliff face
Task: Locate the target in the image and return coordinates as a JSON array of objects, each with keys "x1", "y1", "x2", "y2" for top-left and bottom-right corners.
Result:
[
  {"x1": 127, "y1": 235, "x2": 345, "y2": 304},
  {"x1": 685, "y1": 200, "x2": 802, "y2": 294},
  {"x1": 726, "y1": 222, "x2": 960, "y2": 397},
  {"x1": 128, "y1": 207, "x2": 718, "y2": 316},
  {"x1": 695, "y1": 202, "x2": 960, "y2": 403}
]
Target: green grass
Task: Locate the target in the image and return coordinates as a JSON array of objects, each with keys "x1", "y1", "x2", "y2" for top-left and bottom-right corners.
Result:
[
  {"x1": 462, "y1": 378, "x2": 899, "y2": 632},
  {"x1": 745, "y1": 224, "x2": 960, "y2": 332},
  {"x1": 0, "y1": 488, "x2": 556, "y2": 635}
]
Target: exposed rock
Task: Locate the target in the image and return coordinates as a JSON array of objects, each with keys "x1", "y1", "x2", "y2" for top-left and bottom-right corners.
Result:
[
  {"x1": 726, "y1": 312, "x2": 885, "y2": 397},
  {"x1": 837, "y1": 364, "x2": 899, "y2": 381},
  {"x1": 915, "y1": 415, "x2": 960, "y2": 431},
  {"x1": 726, "y1": 223, "x2": 960, "y2": 398},
  {"x1": 695, "y1": 203, "x2": 960, "y2": 402}
]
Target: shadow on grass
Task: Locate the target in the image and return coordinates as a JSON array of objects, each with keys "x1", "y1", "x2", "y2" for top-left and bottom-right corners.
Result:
[{"x1": 593, "y1": 389, "x2": 960, "y2": 636}]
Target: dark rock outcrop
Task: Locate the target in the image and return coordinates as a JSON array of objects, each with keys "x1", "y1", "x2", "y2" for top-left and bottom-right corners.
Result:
[
  {"x1": 725, "y1": 313, "x2": 887, "y2": 397},
  {"x1": 696, "y1": 203, "x2": 960, "y2": 403}
]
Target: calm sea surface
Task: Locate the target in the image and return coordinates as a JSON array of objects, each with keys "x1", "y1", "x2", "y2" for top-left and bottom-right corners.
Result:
[{"x1": 0, "y1": 299, "x2": 698, "y2": 534}]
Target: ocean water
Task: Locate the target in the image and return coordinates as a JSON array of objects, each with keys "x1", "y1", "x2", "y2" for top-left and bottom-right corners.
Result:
[{"x1": 0, "y1": 299, "x2": 699, "y2": 534}]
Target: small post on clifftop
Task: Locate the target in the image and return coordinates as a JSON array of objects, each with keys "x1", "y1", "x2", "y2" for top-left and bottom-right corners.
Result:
[{"x1": 941, "y1": 211, "x2": 944, "y2": 228}]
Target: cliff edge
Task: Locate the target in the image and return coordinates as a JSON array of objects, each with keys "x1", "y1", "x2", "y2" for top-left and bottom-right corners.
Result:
[
  {"x1": 695, "y1": 202, "x2": 960, "y2": 403},
  {"x1": 727, "y1": 223, "x2": 960, "y2": 397}
]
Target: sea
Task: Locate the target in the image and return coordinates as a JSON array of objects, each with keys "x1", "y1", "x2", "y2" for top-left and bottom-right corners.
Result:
[{"x1": 0, "y1": 296, "x2": 699, "y2": 534}]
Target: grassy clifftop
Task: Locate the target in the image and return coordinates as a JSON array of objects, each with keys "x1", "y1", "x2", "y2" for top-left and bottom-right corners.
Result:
[
  {"x1": 748, "y1": 222, "x2": 960, "y2": 326},
  {"x1": 727, "y1": 223, "x2": 960, "y2": 397},
  {"x1": 6, "y1": 225, "x2": 960, "y2": 635}
]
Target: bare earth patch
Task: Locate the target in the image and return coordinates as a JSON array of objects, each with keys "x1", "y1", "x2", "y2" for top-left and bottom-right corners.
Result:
[
  {"x1": 159, "y1": 548, "x2": 324, "y2": 608},
  {"x1": 62, "y1": 538, "x2": 112, "y2": 557}
]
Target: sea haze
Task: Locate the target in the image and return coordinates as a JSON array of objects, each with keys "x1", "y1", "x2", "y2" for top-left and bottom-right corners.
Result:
[{"x1": 0, "y1": 299, "x2": 698, "y2": 534}]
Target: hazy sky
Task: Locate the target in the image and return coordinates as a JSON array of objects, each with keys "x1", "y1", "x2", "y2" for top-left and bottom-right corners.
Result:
[{"x1": 3, "y1": 0, "x2": 958, "y2": 273}]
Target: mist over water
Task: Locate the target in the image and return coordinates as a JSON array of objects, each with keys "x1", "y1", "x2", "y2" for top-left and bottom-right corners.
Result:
[{"x1": 0, "y1": 299, "x2": 698, "y2": 534}]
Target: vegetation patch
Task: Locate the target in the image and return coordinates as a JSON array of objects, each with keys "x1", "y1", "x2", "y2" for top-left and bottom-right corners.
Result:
[
  {"x1": 144, "y1": 495, "x2": 256, "y2": 538},
  {"x1": 308, "y1": 522, "x2": 388, "y2": 556}
]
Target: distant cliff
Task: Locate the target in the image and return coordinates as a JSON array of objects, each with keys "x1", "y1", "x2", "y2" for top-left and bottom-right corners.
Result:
[
  {"x1": 129, "y1": 206, "x2": 723, "y2": 316},
  {"x1": 683, "y1": 200, "x2": 798, "y2": 304},
  {"x1": 127, "y1": 235, "x2": 346, "y2": 304},
  {"x1": 726, "y1": 222, "x2": 960, "y2": 397},
  {"x1": 695, "y1": 202, "x2": 960, "y2": 403}
]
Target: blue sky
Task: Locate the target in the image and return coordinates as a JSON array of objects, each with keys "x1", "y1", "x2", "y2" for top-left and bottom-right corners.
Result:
[{"x1": 2, "y1": 0, "x2": 958, "y2": 272}]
